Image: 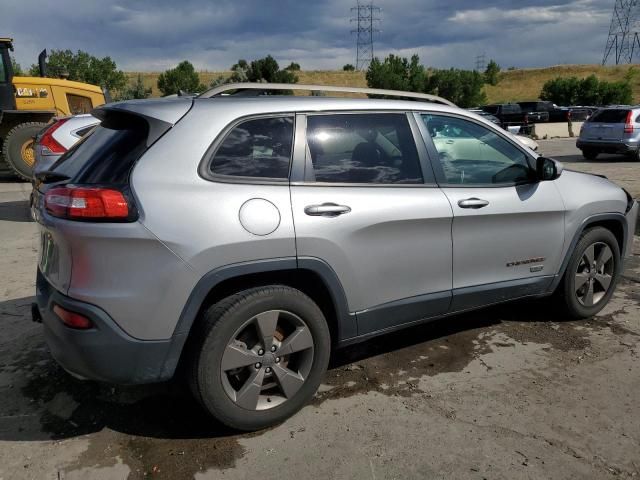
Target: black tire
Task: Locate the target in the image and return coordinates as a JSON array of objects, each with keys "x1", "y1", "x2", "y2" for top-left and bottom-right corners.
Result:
[
  {"x1": 558, "y1": 227, "x2": 621, "y2": 319},
  {"x1": 627, "y1": 149, "x2": 640, "y2": 161},
  {"x1": 582, "y1": 148, "x2": 598, "y2": 160},
  {"x1": 189, "y1": 285, "x2": 331, "y2": 431},
  {"x1": 2, "y1": 122, "x2": 47, "y2": 181}
]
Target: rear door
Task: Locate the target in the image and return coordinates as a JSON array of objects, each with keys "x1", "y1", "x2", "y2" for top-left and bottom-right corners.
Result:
[
  {"x1": 582, "y1": 109, "x2": 629, "y2": 141},
  {"x1": 416, "y1": 112, "x2": 565, "y2": 311},
  {"x1": 290, "y1": 112, "x2": 453, "y2": 336}
]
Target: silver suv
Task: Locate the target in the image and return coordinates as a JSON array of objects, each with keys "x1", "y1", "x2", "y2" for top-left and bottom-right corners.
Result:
[
  {"x1": 32, "y1": 83, "x2": 638, "y2": 431},
  {"x1": 577, "y1": 106, "x2": 640, "y2": 160}
]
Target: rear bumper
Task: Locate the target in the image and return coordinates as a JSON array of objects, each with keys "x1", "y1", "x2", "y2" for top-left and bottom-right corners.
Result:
[
  {"x1": 36, "y1": 269, "x2": 176, "y2": 384},
  {"x1": 576, "y1": 139, "x2": 638, "y2": 154}
]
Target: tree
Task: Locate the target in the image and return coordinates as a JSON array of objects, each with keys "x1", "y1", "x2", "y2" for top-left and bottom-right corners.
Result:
[
  {"x1": 116, "y1": 74, "x2": 152, "y2": 100},
  {"x1": 427, "y1": 68, "x2": 487, "y2": 108},
  {"x1": 10, "y1": 56, "x2": 23, "y2": 76},
  {"x1": 366, "y1": 54, "x2": 425, "y2": 93},
  {"x1": 212, "y1": 55, "x2": 298, "y2": 87},
  {"x1": 26, "y1": 49, "x2": 126, "y2": 92},
  {"x1": 157, "y1": 60, "x2": 206, "y2": 95},
  {"x1": 285, "y1": 62, "x2": 300, "y2": 71},
  {"x1": 343, "y1": 64, "x2": 355, "y2": 71},
  {"x1": 540, "y1": 75, "x2": 633, "y2": 106},
  {"x1": 484, "y1": 59, "x2": 501, "y2": 86}
]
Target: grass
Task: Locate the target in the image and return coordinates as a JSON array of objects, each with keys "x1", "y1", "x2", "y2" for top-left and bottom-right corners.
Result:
[{"x1": 127, "y1": 64, "x2": 640, "y2": 103}]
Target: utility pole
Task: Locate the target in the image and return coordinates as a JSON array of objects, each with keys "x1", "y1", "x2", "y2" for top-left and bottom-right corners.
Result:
[
  {"x1": 475, "y1": 53, "x2": 486, "y2": 72},
  {"x1": 602, "y1": 0, "x2": 640, "y2": 64},
  {"x1": 351, "y1": 2, "x2": 381, "y2": 71}
]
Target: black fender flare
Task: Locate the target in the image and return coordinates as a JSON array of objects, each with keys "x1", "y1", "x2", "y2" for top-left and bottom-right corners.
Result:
[
  {"x1": 159, "y1": 256, "x2": 355, "y2": 379},
  {"x1": 547, "y1": 212, "x2": 628, "y2": 293}
]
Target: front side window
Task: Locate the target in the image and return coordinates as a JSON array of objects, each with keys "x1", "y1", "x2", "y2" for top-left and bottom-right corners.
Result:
[
  {"x1": 305, "y1": 113, "x2": 422, "y2": 184},
  {"x1": 421, "y1": 114, "x2": 533, "y2": 186},
  {"x1": 210, "y1": 116, "x2": 293, "y2": 179}
]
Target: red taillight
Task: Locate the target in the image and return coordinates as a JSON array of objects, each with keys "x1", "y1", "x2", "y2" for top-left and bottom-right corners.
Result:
[
  {"x1": 624, "y1": 111, "x2": 634, "y2": 133},
  {"x1": 40, "y1": 118, "x2": 69, "y2": 155},
  {"x1": 53, "y1": 304, "x2": 93, "y2": 329},
  {"x1": 45, "y1": 186, "x2": 129, "y2": 220}
]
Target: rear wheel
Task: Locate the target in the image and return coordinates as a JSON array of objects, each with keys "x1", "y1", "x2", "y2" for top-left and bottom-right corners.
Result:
[
  {"x1": 558, "y1": 227, "x2": 620, "y2": 319},
  {"x1": 2, "y1": 122, "x2": 47, "y2": 180},
  {"x1": 582, "y1": 148, "x2": 598, "y2": 160},
  {"x1": 627, "y1": 149, "x2": 640, "y2": 161},
  {"x1": 189, "y1": 286, "x2": 331, "y2": 431}
]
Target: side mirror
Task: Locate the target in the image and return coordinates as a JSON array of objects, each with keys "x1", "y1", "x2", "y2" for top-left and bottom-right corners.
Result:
[{"x1": 536, "y1": 156, "x2": 562, "y2": 181}]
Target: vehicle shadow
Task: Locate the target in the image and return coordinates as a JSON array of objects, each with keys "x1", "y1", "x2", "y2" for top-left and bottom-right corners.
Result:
[
  {"x1": 0, "y1": 294, "x2": 569, "y2": 443},
  {"x1": 0, "y1": 200, "x2": 33, "y2": 222}
]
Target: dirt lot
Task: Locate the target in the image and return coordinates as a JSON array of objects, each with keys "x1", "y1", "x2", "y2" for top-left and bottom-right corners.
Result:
[{"x1": 0, "y1": 138, "x2": 638, "y2": 479}]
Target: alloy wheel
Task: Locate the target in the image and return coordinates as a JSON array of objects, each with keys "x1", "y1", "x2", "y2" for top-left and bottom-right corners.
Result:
[
  {"x1": 574, "y1": 242, "x2": 614, "y2": 307},
  {"x1": 220, "y1": 310, "x2": 314, "y2": 410}
]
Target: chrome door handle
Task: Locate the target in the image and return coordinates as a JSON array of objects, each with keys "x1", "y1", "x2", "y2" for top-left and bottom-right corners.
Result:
[
  {"x1": 304, "y1": 203, "x2": 352, "y2": 217},
  {"x1": 458, "y1": 198, "x2": 489, "y2": 209}
]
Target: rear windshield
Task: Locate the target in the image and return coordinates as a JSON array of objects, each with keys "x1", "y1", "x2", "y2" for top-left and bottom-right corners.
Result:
[
  {"x1": 481, "y1": 105, "x2": 498, "y2": 115},
  {"x1": 49, "y1": 115, "x2": 149, "y2": 184},
  {"x1": 588, "y1": 109, "x2": 630, "y2": 123}
]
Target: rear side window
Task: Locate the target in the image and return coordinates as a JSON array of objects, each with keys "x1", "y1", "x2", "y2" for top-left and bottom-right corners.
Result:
[
  {"x1": 305, "y1": 113, "x2": 422, "y2": 184},
  {"x1": 67, "y1": 94, "x2": 93, "y2": 115},
  {"x1": 589, "y1": 109, "x2": 629, "y2": 123},
  {"x1": 209, "y1": 116, "x2": 293, "y2": 179},
  {"x1": 49, "y1": 114, "x2": 149, "y2": 184}
]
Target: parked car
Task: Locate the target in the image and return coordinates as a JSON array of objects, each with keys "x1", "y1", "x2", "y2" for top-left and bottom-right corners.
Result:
[
  {"x1": 480, "y1": 103, "x2": 548, "y2": 133},
  {"x1": 577, "y1": 107, "x2": 640, "y2": 160},
  {"x1": 31, "y1": 83, "x2": 637, "y2": 431},
  {"x1": 467, "y1": 109, "x2": 537, "y2": 150},
  {"x1": 33, "y1": 114, "x2": 100, "y2": 175},
  {"x1": 518, "y1": 101, "x2": 591, "y2": 123}
]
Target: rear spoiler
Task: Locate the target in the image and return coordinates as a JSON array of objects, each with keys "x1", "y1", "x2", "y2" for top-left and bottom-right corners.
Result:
[{"x1": 91, "y1": 97, "x2": 193, "y2": 146}]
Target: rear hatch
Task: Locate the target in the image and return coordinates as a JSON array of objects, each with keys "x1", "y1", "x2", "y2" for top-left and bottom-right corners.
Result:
[
  {"x1": 32, "y1": 98, "x2": 192, "y2": 294},
  {"x1": 581, "y1": 109, "x2": 630, "y2": 141}
]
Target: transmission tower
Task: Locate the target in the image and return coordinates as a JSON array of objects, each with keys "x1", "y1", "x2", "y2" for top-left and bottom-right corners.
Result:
[
  {"x1": 602, "y1": 0, "x2": 640, "y2": 64},
  {"x1": 475, "y1": 53, "x2": 486, "y2": 72},
  {"x1": 351, "y1": 2, "x2": 381, "y2": 71}
]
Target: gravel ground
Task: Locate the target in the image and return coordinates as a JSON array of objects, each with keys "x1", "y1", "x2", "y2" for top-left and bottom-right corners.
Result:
[{"x1": 0, "y1": 139, "x2": 638, "y2": 479}]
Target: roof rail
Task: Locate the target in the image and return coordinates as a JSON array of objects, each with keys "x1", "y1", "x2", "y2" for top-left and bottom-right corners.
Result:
[{"x1": 198, "y1": 82, "x2": 456, "y2": 107}]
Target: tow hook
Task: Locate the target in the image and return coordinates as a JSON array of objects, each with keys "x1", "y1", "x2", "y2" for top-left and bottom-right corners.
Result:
[{"x1": 31, "y1": 303, "x2": 42, "y2": 323}]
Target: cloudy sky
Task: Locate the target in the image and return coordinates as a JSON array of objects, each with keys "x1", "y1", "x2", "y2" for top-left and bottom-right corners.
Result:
[{"x1": 2, "y1": 0, "x2": 614, "y2": 72}]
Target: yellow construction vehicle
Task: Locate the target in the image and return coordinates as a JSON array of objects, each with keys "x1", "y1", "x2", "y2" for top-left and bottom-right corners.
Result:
[{"x1": 0, "y1": 37, "x2": 106, "y2": 179}]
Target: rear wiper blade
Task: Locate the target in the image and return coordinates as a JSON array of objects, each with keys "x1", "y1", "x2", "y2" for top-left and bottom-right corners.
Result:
[{"x1": 35, "y1": 170, "x2": 71, "y2": 183}]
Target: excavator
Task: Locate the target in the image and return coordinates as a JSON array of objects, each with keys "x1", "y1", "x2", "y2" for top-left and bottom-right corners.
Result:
[{"x1": 0, "y1": 37, "x2": 106, "y2": 179}]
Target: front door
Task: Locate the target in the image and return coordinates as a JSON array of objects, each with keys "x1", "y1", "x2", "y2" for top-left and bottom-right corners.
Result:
[
  {"x1": 290, "y1": 112, "x2": 453, "y2": 336},
  {"x1": 417, "y1": 112, "x2": 566, "y2": 311}
]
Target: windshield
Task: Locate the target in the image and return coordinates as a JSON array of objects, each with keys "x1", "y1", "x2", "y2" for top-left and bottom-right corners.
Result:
[
  {"x1": 49, "y1": 118, "x2": 149, "y2": 184},
  {"x1": 588, "y1": 109, "x2": 630, "y2": 123}
]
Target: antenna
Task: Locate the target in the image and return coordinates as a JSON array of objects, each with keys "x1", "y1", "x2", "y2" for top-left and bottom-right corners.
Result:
[
  {"x1": 475, "y1": 53, "x2": 486, "y2": 72},
  {"x1": 602, "y1": 0, "x2": 640, "y2": 64},
  {"x1": 350, "y1": 1, "x2": 381, "y2": 71}
]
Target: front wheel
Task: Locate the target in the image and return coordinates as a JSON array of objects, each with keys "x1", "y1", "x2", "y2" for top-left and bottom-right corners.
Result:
[
  {"x1": 2, "y1": 122, "x2": 48, "y2": 180},
  {"x1": 558, "y1": 227, "x2": 621, "y2": 319},
  {"x1": 189, "y1": 286, "x2": 331, "y2": 431}
]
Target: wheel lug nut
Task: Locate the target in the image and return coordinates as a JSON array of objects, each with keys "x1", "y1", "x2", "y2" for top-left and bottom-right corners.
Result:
[
  {"x1": 265, "y1": 367, "x2": 272, "y2": 373},
  {"x1": 271, "y1": 345, "x2": 277, "y2": 352},
  {"x1": 276, "y1": 357, "x2": 281, "y2": 363},
  {"x1": 255, "y1": 363, "x2": 262, "y2": 369},
  {"x1": 258, "y1": 349, "x2": 264, "y2": 355}
]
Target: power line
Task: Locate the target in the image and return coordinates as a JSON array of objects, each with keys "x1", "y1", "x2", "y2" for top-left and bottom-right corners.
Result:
[
  {"x1": 602, "y1": 0, "x2": 640, "y2": 64},
  {"x1": 351, "y1": 2, "x2": 381, "y2": 71}
]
